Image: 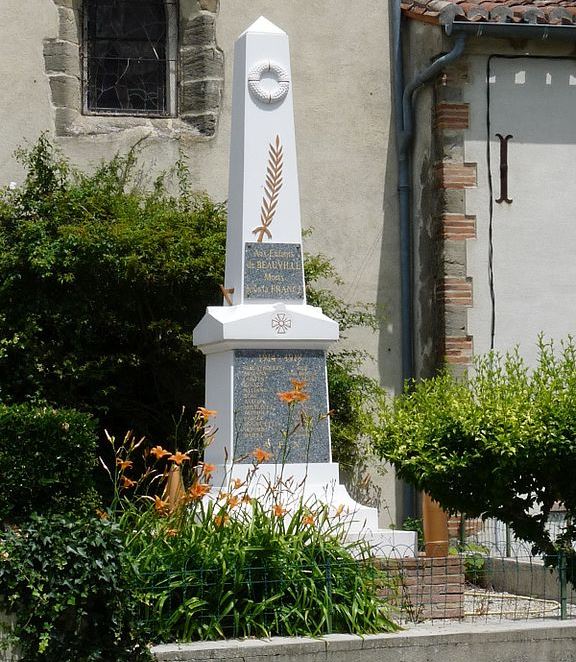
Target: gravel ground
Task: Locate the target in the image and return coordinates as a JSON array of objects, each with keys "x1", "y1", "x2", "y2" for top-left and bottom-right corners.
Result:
[
  {"x1": 462, "y1": 586, "x2": 576, "y2": 621},
  {"x1": 396, "y1": 585, "x2": 576, "y2": 627}
]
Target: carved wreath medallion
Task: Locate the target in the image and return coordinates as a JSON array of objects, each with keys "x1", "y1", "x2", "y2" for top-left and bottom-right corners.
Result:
[{"x1": 247, "y1": 60, "x2": 290, "y2": 104}]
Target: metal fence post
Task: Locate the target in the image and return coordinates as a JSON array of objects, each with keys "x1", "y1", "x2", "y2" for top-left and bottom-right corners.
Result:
[
  {"x1": 559, "y1": 550, "x2": 567, "y2": 621},
  {"x1": 325, "y1": 558, "x2": 333, "y2": 634},
  {"x1": 505, "y1": 523, "x2": 512, "y2": 558}
]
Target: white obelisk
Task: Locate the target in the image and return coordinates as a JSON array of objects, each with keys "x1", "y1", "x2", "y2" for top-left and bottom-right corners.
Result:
[{"x1": 193, "y1": 17, "x2": 415, "y2": 556}]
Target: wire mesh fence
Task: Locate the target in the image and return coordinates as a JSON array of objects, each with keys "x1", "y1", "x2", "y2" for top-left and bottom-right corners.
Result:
[
  {"x1": 381, "y1": 549, "x2": 576, "y2": 624},
  {"x1": 391, "y1": 512, "x2": 576, "y2": 624},
  {"x1": 131, "y1": 557, "x2": 393, "y2": 641},
  {"x1": 130, "y1": 533, "x2": 576, "y2": 639}
]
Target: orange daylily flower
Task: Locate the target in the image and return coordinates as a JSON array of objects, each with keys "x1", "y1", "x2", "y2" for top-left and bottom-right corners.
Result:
[
  {"x1": 96, "y1": 508, "x2": 109, "y2": 520},
  {"x1": 273, "y1": 503, "x2": 287, "y2": 518},
  {"x1": 252, "y1": 447, "x2": 272, "y2": 463},
  {"x1": 150, "y1": 445, "x2": 171, "y2": 460},
  {"x1": 277, "y1": 389, "x2": 309, "y2": 404},
  {"x1": 154, "y1": 495, "x2": 169, "y2": 513},
  {"x1": 188, "y1": 483, "x2": 211, "y2": 500},
  {"x1": 166, "y1": 528, "x2": 178, "y2": 537},
  {"x1": 197, "y1": 406, "x2": 217, "y2": 421},
  {"x1": 201, "y1": 462, "x2": 216, "y2": 476},
  {"x1": 303, "y1": 514, "x2": 315, "y2": 527},
  {"x1": 214, "y1": 514, "x2": 230, "y2": 528},
  {"x1": 227, "y1": 495, "x2": 240, "y2": 508},
  {"x1": 290, "y1": 378, "x2": 307, "y2": 391},
  {"x1": 218, "y1": 491, "x2": 229, "y2": 501},
  {"x1": 242, "y1": 494, "x2": 253, "y2": 504},
  {"x1": 231, "y1": 478, "x2": 244, "y2": 490},
  {"x1": 120, "y1": 476, "x2": 136, "y2": 489},
  {"x1": 116, "y1": 459, "x2": 133, "y2": 471},
  {"x1": 169, "y1": 451, "x2": 191, "y2": 465}
]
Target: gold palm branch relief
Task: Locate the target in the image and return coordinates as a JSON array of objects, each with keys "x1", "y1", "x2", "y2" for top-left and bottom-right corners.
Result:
[{"x1": 253, "y1": 135, "x2": 283, "y2": 242}]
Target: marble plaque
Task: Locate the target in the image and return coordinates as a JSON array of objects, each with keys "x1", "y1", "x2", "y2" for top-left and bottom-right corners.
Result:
[
  {"x1": 233, "y1": 349, "x2": 330, "y2": 463},
  {"x1": 244, "y1": 242, "x2": 305, "y2": 301}
]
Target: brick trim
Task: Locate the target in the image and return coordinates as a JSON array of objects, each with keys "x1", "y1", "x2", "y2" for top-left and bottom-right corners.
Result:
[
  {"x1": 441, "y1": 277, "x2": 473, "y2": 307},
  {"x1": 435, "y1": 102, "x2": 469, "y2": 130},
  {"x1": 444, "y1": 336, "x2": 473, "y2": 365},
  {"x1": 442, "y1": 214, "x2": 476, "y2": 240},
  {"x1": 434, "y1": 60, "x2": 475, "y2": 373},
  {"x1": 436, "y1": 162, "x2": 477, "y2": 189}
]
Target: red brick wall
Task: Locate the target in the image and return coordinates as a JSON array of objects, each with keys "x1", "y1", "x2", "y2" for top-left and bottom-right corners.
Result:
[{"x1": 378, "y1": 557, "x2": 465, "y2": 621}]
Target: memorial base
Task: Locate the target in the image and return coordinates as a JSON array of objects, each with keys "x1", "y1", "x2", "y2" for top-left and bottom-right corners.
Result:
[
  {"x1": 194, "y1": 303, "x2": 416, "y2": 558},
  {"x1": 206, "y1": 461, "x2": 416, "y2": 558}
]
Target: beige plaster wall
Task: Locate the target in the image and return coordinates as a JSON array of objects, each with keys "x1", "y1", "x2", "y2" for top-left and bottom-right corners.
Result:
[
  {"x1": 0, "y1": 0, "x2": 58, "y2": 181},
  {"x1": 0, "y1": 1, "x2": 400, "y2": 522}
]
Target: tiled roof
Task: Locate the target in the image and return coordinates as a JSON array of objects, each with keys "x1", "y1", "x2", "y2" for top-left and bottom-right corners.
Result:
[{"x1": 401, "y1": 0, "x2": 576, "y2": 26}]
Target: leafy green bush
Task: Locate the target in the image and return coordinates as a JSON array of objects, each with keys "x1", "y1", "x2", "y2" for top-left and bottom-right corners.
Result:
[
  {"x1": 0, "y1": 403, "x2": 97, "y2": 523},
  {"x1": 0, "y1": 136, "x2": 226, "y2": 441},
  {"x1": 0, "y1": 513, "x2": 151, "y2": 661},
  {"x1": 373, "y1": 337, "x2": 576, "y2": 575}
]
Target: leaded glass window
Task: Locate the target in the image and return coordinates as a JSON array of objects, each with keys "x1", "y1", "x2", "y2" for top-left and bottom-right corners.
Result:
[{"x1": 84, "y1": 0, "x2": 177, "y2": 116}]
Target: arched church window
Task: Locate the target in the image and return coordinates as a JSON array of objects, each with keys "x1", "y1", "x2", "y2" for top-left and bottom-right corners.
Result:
[{"x1": 83, "y1": 0, "x2": 177, "y2": 116}]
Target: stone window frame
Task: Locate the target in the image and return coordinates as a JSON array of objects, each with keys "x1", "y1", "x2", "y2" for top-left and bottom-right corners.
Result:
[
  {"x1": 44, "y1": 0, "x2": 224, "y2": 138},
  {"x1": 82, "y1": 0, "x2": 179, "y2": 118}
]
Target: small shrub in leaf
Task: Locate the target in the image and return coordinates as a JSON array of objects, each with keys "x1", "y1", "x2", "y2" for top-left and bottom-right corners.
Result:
[
  {"x1": 0, "y1": 403, "x2": 97, "y2": 524},
  {"x1": 373, "y1": 337, "x2": 576, "y2": 582},
  {"x1": 0, "y1": 136, "x2": 226, "y2": 442}
]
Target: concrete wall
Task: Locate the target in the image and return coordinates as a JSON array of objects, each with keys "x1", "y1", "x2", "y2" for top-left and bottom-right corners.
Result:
[
  {"x1": 152, "y1": 621, "x2": 576, "y2": 662},
  {"x1": 485, "y1": 558, "x2": 563, "y2": 603},
  {"x1": 0, "y1": 1, "x2": 400, "y2": 522}
]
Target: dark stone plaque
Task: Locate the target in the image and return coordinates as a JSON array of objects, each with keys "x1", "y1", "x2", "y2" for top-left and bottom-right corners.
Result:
[
  {"x1": 233, "y1": 349, "x2": 330, "y2": 464},
  {"x1": 244, "y1": 242, "x2": 305, "y2": 301}
]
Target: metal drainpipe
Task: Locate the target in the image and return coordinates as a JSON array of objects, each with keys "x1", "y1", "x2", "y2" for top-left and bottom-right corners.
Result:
[
  {"x1": 394, "y1": 12, "x2": 467, "y2": 390},
  {"x1": 392, "y1": 1, "x2": 466, "y2": 519}
]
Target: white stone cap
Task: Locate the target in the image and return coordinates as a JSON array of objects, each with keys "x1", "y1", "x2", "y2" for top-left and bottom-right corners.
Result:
[
  {"x1": 240, "y1": 16, "x2": 286, "y2": 36},
  {"x1": 193, "y1": 303, "x2": 339, "y2": 353}
]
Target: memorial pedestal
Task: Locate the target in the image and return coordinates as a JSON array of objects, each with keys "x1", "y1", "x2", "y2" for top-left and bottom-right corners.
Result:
[{"x1": 194, "y1": 302, "x2": 416, "y2": 557}]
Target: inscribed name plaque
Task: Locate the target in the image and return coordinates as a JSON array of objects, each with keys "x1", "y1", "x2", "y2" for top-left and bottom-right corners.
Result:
[
  {"x1": 233, "y1": 349, "x2": 330, "y2": 463},
  {"x1": 244, "y1": 243, "x2": 305, "y2": 301}
]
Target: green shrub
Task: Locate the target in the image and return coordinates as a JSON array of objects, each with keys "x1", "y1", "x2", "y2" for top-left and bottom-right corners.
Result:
[
  {"x1": 106, "y1": 404, "x2": 398, "y2": 643},
  {"x1": 372, "y1": 337, "x2": 576, "y2": 579},
  {"x1": 0, "y1": 403, "x2": 97, "y2": 523},
  {"x1": 0, "y1": 136, "x2": 226, "y2": 441},
  {"x1": 0, "y1": 513, "x2": 151, "y2": 661}
]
